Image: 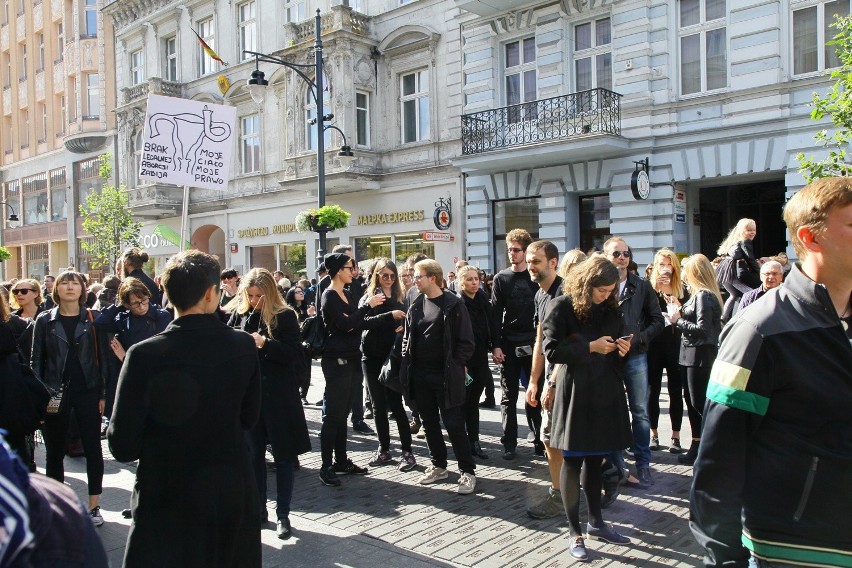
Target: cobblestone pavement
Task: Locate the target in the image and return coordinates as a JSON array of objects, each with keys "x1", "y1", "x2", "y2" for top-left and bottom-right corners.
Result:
[{"x1": 37, "y1": 364, "x2": 704, "y2": 567}]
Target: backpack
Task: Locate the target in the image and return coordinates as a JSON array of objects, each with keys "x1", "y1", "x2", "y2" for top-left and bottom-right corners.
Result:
[{"x1": 299, "y1": 314, "x2": 325, "y2": 360}]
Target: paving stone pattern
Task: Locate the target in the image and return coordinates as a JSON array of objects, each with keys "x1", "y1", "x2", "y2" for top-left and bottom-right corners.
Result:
[{"x1": 37, "y1": 364, "x2": 704, "y2": 567}]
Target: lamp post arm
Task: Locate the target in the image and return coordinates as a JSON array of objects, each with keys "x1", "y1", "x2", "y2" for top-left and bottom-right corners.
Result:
[
  {"x1": 243, "y1": 51, "x2": 320, "y2": 104},
  {"x1": 322, "y1": 124, "x2": 348, "y2": 147}
]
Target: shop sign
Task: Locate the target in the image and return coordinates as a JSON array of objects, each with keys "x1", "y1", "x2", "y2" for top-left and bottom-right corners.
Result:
[
  {"x1": 423, "y1": 231, "x2": 452, "y2": 242},
  {"x1": 139, "y1": 233, "x2": 171, "y2": 249},
  {"x1": 674, "y1": 189, "x2": 686, "y2": 203},
  {"x1": 356, "y1": 210, "x2": 425, "y2": 225},
  {"x1": 433, "y1": 197, "x2": 452, "y2": 230},
  {"x1": 675, "y1": 214, "x2": 686, "y2": 224},
  {"x1": 674, "y1": 202, "x2": 687, "y2": 216},
  {"x1": 139, "y1": 225, "x2": 186, "y2": 250},
  {"x1": 236, "y1": 224, "x2": 298, "y2": 239}
]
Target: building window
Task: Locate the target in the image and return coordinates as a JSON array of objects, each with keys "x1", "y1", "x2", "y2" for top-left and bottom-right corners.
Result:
[
  {"x1": 356, "y1": 91, "x2": 369, "y2": 147},
  {"x1": 285, "y1": 1, "x2": 305, "y2": 23},
  {"x1": 164, "y1": 36, "x2": 177, "y2": 81},
  {"x1": 38, "y1": 102, "x2": 47, "y2": 142},
  {"x1": 22, "y1": 172, "x2": 49, "y2": 225},
  {"x1": 2, "y1": 0, "x2": 7, "y2": 25},
  {"x1": 247, "y1": 243, "x2": 307, "y2": 279},
  {"x1": 19, "y1": 42, "x2": 26, "y2": 80},
  {"x1": 304, "y1": 87, "x2": 331, "y2": 151},
  {"x1": 240, "y1": 115, "x2": 260, "y2": 173},
  {"x1": 130, "y1": 49, "x2": 144, "y2": 85},
  {"x1": 238, "y1": 1, "x2": 256, "y2": 61},
  {"x1": 57, "y1": 94, "x2": 66, "y2": 134},
  {"x1": 198, "y1": 18, "x2": 217, "y2": 76},
  {"x1": 579, "y1": 193, "x2": 611, "y2": 252},
  {"x1": 132, "y1": 130, "x2": 143, "y2": 187},
  {"x1": 3, "y1": 116, "x2": 11, "y2": 154},
  {"x1": 574, "y1": 18, "x2": 612, "y2": 92},
  {"x1": 84, "y1": 0, "x2": 97, "y2": 37},
  {"x1": 353, "y1": 233, "x2": 435, "y2": 268},
  {"x1": 50, "y1": 167, "x2": 67, "y2": 221},
  {"x1": 76, "y1": 156, "x2": 103, "y2": 210},
  {"x1": 793, "y1": 1, "x2": 850, "y2": 75},
  {"x1": 400, "y1": 69, "x2": 429, "y2": 143},
  {"x1": 3, "y1": 180, "x2": 20, "y2": 229},
  {"x1": 505, "y1": 38, "x2": 536, "y2": 124},
  {"x1": 26, "y1": 243, "x2": 49, "y2": 280},
  {"x1": 679, "y1": 0, "x2": 727, "y2": 95},
  {"x1": 86, "y1": 74, "x2": 99, "y2": 118},
  {"x1": 37, "y1": 33, "x2": 44, "y2": 71},
  {"x1": 20, "y1": 109, "x2": 28, "y2": 147},
  {"x1": 56, "y1": 23, "x2": 63, "y2": 62},
  {"x1": 492, "y1": 198, "x2": 540, "y2": 272},
  {"x1": 3, "y1": 51, "x2": 10, "y2": 88}
]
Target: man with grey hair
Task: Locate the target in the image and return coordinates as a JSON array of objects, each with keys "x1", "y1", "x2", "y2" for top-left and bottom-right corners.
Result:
[{"x1": 738, "y1": 260, "x2": 784, "y2": 311}]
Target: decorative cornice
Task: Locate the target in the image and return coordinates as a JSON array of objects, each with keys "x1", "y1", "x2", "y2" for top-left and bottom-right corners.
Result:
[{"x1": 103, "y1": 0, "x2": 177, "y2": 33}]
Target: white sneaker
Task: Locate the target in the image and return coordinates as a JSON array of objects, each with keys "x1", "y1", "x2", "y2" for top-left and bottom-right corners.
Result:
[
  {"x1": 417, "y1": 465, "x2": 448, "y2": 485},
  {"x1": 458, "y1": 472, "x2": 476, "y2": 495},
  {"x1": 90, "y1": 506, "x2": 104, "y2": 527}
]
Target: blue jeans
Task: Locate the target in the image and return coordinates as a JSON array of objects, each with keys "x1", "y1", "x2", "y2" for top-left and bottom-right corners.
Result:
[{"x1": 616, "y1": 353, "x2": 651, "y2": 469}]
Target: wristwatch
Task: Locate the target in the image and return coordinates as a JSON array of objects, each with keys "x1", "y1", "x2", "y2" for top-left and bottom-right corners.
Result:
[{"x1": 547, "y1": 380, "x2": 557, "y2": 389}]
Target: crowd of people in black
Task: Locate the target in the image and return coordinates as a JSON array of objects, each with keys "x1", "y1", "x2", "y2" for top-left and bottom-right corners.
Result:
[{"x1": 1, "y1": 176, "x2": 850, "y2": 567}]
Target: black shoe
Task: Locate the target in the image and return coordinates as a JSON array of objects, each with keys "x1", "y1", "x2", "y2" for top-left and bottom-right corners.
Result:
[
  {"x1": 649, "y1": 436, "x2": 660, "y2": 451},
  {"x1": 669, "y1": 439, "x2": 684, "y2": 454},
  {"x1": 636, "y1": 466, "x2": 654, "y2": 488},
  {"x1": 471, "y1": 441, "x2": 488, "y2": 459},
  {"x1": 678, "y1": 442, "x2": 699, "y2": 465},
  {"x1": 121, "y1": 508, "x2": 133, "y2": 519},
  {"x1": 301, "y1": 397, "x2": 310, "y2": 406},
  {"x1": 601, "y1": 485, "x2": 620, "y2": 509},
  {"x1": 502, "y1": 448, "x2": 516, "y2": 460},
  {"x1": 276, "y1": 518, "x2": 291, "y2": 540},
  {"x1": 352, "y1": 420, "x2": 375, "y2": 434},
  {"x1": 533, "y1": 442, "x2": 546, "y2": 457},
  {"x1": 623, "y1": 448, "x2": 635, "y2": 459},
  {"x1": 334, "y1": 459, "x2": 368, "y2": 475},
  {"x1": 319, "y1": 465, "x2": 341, "y2": 487},
  {"x1": 479, "y1": 398, "x2": 496, "y2": 408},
  {"x1": 364, "y1": 410, "x2": 374, "y2": 420}
]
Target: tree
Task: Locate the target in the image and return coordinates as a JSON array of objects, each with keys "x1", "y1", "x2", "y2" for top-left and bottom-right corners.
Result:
[
  {"x1": 797, "y1": 15, "x2": 852, "y2": 182},
  {"x1": 79, "y1": 154, "x2": 141, "y2": 272}
]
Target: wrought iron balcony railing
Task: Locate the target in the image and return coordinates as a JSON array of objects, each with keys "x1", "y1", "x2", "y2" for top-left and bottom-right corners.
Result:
[{"x1": 461, "y1": 88, "x2": 621, "y2": 155}]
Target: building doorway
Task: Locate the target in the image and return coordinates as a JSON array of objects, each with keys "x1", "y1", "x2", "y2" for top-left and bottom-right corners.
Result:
[{"x1": 698, "y1": 180, "x2": 787, "y2": 259}]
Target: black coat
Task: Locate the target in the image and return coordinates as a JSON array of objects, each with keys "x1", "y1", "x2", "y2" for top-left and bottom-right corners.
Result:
[
  {"x1": 107, "y1": 314, "x2": 262, "y2": 568},
  {"x1": 676, "y1": 290, "x2": 722, "y2": 367},
  {"x1": 728, "y1": 240, "x2": 761, "y2": 290},
  {"x1": 618, "y1": 272, "x2": 665, "y2": 354},
  {"x1": 228, "y1": 308, "x2": 311, "y2": 458},
  {"x1": 399, "y1": 292, "x2": 475, "y2": 409},
  {"x1": 359, "y1": 293, "x2": 404, "y2": 361},
  {"x1": 458, "y1": 289, "x2": 499, "y2": 361},
  {"x1": 542, "y1": 296, "x2": 632, "y2": 453}
]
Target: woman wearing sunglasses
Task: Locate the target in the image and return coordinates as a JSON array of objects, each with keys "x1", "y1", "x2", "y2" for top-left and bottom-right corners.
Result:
[
  {"x1": 359, "y1": 259, "x2": 415, "y2": 471},
  {"x1": 9, "y1": 279, "x2": 45, "y2": 322}
]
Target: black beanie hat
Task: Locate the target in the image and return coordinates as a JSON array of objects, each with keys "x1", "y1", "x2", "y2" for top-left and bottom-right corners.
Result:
[{"x1": 324, "y1": 253, "x2": 351, "y2": 278}]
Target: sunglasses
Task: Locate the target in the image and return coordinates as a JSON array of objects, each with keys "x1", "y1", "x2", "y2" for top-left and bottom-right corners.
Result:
[
  {"x1": 611, "y1": 250, "x2": 632, "y2": 259},
  {"x1": 12, "y1": 288, "x2": 36, "y2": 295},
  {"x1": 507, "y1": 247, "x2": 524, "y2": 253},
  {"x1": 341, "y1": 266, "x2": 356, "y2": 272},
  {"x1": 379, "y1": 273, "x2": 396, "y2": 280}
]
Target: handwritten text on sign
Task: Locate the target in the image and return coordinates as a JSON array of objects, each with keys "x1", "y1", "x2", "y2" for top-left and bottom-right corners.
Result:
[{"x1": 140, "y1": 95, "x2": 237, "y2": 191}]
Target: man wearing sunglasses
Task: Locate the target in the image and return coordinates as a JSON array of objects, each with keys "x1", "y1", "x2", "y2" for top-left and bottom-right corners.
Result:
[{"x1": 603, "y1": 237, "x2": 664, "y2": 489}]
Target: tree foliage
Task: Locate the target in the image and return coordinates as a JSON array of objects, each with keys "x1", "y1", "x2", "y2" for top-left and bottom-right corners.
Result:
[
  {"x1": 798, "y1": 15, "x2": 852, "y2": 182},
  {"x1": 79, "y1": 154, "x2": 141, "y2": 271}
]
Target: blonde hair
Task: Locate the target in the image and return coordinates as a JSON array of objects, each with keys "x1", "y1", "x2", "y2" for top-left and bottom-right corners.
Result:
[
  {"x1": 717, "y1": 218, "x2": 756, "y2": 256},
  {"x1": 650, "y1": 249, "x2": 685, "y2": 298},
  {"x1": 783, "y1": 177, "x2": 852, "y2": 259},
  {"x1": 558, "y1": 249, "x2": 588, "y2": 283},
  {"x1": 414, "y1": 259, "x2": 443, "y2": 282},
  {"x1": 9, "y1": 278, "x2": 43, "y2": 310},
  {"x1": 682, "y1": 254, "x2": 723, "y2": 309},
  {"x1": 457, "y1": 264, "x2": 479, "y2": 280},
  {"x1": 228, "y1": 267, "x2": 291, "y2": 332}
]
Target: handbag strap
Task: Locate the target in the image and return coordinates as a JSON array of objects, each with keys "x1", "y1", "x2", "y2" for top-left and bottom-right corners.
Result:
[{"x1": 87, "y1": 309, "x2": 99, "y2": 367}]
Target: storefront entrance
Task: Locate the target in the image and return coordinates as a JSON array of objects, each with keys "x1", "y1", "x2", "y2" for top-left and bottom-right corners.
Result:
[{"x1": 698, "y1": 180, "x2": 787, "y2": 260}]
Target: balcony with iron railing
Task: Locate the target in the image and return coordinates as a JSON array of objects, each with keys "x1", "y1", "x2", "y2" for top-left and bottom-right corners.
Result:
[
  {"x1": 126, "y1": 182, "x2": 183, "y2": 219},
  {"x1": 456, "y1": 88, "x2": 627, "y2": 172},
  {"x1": 462, "y1": 88, "x2": 621, "y2": 155},
  {"x1": 121, "y1": 77, "x2": 184, "y2": 106}
]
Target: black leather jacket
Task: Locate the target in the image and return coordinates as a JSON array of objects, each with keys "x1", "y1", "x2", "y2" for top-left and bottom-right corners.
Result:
[
  {"x1": 676, "y1": 289, "x2": 722, "y2": 353},
  {"x1": 31, "y1": 308, "x2": 108, "y2": 397},
  {"x1": 617, "y1": 272, "x2": 665, "y2": 354}
]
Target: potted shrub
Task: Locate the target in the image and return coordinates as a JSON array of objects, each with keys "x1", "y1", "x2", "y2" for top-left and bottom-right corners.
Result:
[
  {"x1": 0, "y1": 246, "x2": 10, "y2": 262},
  {"x1": 295, "y1": 204, "x2": 351, "y2": 233}
]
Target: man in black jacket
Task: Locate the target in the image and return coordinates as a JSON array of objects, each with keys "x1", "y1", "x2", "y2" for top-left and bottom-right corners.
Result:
[
  {"x1": 400, "y1": 259, "x2": 477, "y2": 495},
  {"x1": 603, "y1": 237, "x2": 664, "y2": 488},
  {"x1": 691, "y1": 177, "x2": 852, "y2": 567},
  {"x1": 491, "y1": 228, "x2": 540, "y2": 460}
]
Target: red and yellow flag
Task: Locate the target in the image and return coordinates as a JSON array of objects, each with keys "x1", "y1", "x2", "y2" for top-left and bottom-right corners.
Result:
[{"x1": 192, "y1": 28, "x2": 228, "y2": 67}]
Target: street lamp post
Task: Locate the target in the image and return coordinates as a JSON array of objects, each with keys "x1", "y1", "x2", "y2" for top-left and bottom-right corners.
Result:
[
  {"x1": 245, "y1": 9, "x2": 355, "y2": 270},
  {"x1": 0, "y1": 201, "x2": 20, "y2": 279}
]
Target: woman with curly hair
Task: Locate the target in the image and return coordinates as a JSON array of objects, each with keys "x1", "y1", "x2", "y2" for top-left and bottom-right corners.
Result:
[
  {"x1": 541, "y1": 256, "x2": 634, "y2": 561},
  {"x1": 227, "y1": 268, "x2": 311, "y2": 539}
]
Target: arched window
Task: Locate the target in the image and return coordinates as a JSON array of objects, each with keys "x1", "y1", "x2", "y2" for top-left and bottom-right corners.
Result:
[{"x1": 133, "y1": 130, "x2": 143, "y2": 187}]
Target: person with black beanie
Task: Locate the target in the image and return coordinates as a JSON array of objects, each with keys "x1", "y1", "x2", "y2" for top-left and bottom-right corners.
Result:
[{"x1": 318, "y1": 253, "x2": 403, "y2": 487}]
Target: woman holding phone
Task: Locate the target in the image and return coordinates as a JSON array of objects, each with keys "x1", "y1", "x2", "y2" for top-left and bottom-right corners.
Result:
[
  {"x1": 647, "y1": 249, "x2": 689, "y2": 454},
  {"x1": 541, "y1": 256, "x2": 633, "y2": 561},
  {"x1": 666, "y1": 254, "x2": 723, "y2": 466},
  {"x1": 227, "y1": 268, "x2": 311, "y2": 539}
]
